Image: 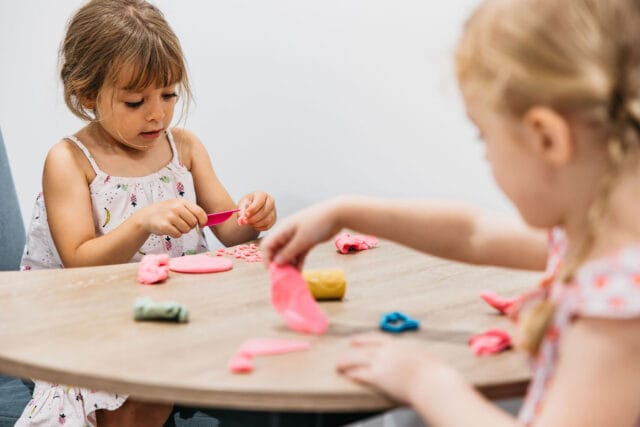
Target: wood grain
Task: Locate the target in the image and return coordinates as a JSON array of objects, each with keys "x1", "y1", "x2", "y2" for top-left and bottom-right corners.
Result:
[{"x1": 0, "y1": 237, "x2": 539, "y2": 411}]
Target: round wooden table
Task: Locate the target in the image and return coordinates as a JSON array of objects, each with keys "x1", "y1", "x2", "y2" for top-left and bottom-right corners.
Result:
[{"x1": 0, "y1": 238, "x2": 537, "y2": 411}]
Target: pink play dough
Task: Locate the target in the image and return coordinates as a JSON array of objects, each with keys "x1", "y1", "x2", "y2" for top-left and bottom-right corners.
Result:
[
  {"x1": 480, "y1": 291, "x2": 519, "y2": 315},
  {"x1": 169, "y1": 254, "x2": 233, "y2": 273},
  {"x1": 228, "y1": 338, "x2": 310, "y2": 373},
  {"x1": 269, "y1": 263, "x2": 328, "y2": 335},
  {"x1": 334, "y1": 233, "x2": 378, "y2": 254},
  {"x1": 228, "y1": 353, "x2": 254, "y2": 373},
  {"x1": 468, "y1": 328, "x2": 511, "y2": 356},
  {"x1": 238, "y1": 338, "x2": 311, "y2": 356},
  {"x1": 137, "y1": 254, "x2": 170, "y2": 284}
]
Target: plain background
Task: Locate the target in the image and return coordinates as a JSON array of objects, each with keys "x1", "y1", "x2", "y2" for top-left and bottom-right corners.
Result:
[{"x1": 0, "y1": 0, "x2": 513, "y2": 247}]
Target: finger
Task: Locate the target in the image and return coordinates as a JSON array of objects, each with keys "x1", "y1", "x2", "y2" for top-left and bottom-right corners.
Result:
[
  {"x1": 243, "y1": 193, "x2": 266, "y2": 219},
  {"x1": 248, "y1": 210, "x2": 274, "y2": 230},
  {"x1": 184, "y1": 202, "x2": 208, "y2": 227},
  {"x1": 244, "y1": 201, "x2": 267, "y2": 225},
  {"x1": 177, "y1": 207, "x2": 201, "y2": 230},
  {"x1": 247, "y1": 201, "x2": 276, "y2": 229},
  {"x1": 349, "y1": 333, "x2": 390, "y2": 347},
  {"x1": 336, "y1": 349, "x2": 373, "y2": 372},
  {"x1": 273, "y1": 232, "x2": 311, "y2": 265},
  {"x1": 260, "y1": 226, "x2": 295, "y2": 263},
  {"x1": 338, "y1": 366, "x2": 376, "y2": 386},
  {"x1": 292, "y1": 251, "x2": 308, "y2": 270},
  {"x1": 172, "y1": 215, "x2": 193, "y2": 234},
  {"x1": 163, "y1": 225, "x2": 183, "y2": 239}
]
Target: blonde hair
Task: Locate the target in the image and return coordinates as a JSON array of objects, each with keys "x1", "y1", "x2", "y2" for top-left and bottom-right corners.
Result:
[
  {"x1": 60, "y1": 0, "x2": 191, "y2": 122},
  {"x1": 456, "y1": 0, "x2": 640, "y2": 354}
]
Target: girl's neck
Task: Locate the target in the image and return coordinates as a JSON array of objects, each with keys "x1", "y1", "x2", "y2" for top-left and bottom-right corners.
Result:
[{"x1": 564, "y1": 163, "x2": 640, "y2": 263}]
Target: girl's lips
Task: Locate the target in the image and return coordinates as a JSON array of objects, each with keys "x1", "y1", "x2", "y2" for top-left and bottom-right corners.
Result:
[{"x1": 140, "y1": 130, "x2": 161, "y2": 139}]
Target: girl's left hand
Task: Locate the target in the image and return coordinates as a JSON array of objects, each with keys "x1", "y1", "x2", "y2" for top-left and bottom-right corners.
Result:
[
  {"x1": 336, "y1": 333, "x2": 455, "y2": 406},
  {"x1": 237, "y1": 191, "x2": 277, "y2": 231}
]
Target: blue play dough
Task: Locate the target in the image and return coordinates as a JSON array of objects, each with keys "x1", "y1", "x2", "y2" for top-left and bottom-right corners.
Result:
[{"x1": 379, "y1": 311, "x2": 420, "y2": 333}]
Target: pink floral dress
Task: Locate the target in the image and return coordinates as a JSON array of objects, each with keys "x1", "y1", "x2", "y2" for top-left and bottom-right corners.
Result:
[
  {"x1": 518, "y1": 228, "x2": 640, "y2": 426},
  {"x1": 17, "y1": 130, "x2": 208, "y2": 426}
]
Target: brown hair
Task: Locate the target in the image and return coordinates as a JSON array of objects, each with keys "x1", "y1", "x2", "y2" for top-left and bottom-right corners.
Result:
[
  {"x1": 60, "y1": 0, "x2": 191, "y2": 121},
  {"x1": 456, "y1": 0, "x2": 640, "y2": 354}
]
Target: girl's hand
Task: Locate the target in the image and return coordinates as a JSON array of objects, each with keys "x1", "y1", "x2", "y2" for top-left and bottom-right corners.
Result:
[
  {"x1": 260, "y1": 199, "x2": 344, "y2": 269},
  {"x1": 336, "y1": 333, "x2": 455, "y2": 406},
  {"x1": 237, "y1": 191, "x2": 277, "y2": 231},
  {"x1": 137, "y1": 199, "x2": 207, "y2": 238}
]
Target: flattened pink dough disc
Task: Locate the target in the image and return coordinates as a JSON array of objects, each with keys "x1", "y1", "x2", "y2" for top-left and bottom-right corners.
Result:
[
  {"x1": 238, "y1": 338, "x2": 310, "y2": 356},
  {"x1": 269, "y1": 263, "x2": 328, "y2": 335},
  {"x1": 169, "y1": 254, "x2": 233, "y2": 273},
  {"x1": 334, "y1": 233, "x2": 378, "y2": 254}
]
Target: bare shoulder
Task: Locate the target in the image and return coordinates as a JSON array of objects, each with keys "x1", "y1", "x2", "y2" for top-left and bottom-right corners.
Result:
[
  {"x1": 44, "y1": 139, "x2": 94, "y2": 184},
  {"x1": 537, "y1": 316, "x2": 640, "y2": 425},
  {"x1": 170, "y1": 128, "x2": 209, "y2": 169},
  {"x1": 568, "y1": 316, "x2": 640, "y2": 353}
]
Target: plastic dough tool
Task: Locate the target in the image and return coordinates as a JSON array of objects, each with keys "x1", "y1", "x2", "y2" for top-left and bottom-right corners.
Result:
[{"x1": 206, "y1": 209, "x2": 240, "y2": 226}]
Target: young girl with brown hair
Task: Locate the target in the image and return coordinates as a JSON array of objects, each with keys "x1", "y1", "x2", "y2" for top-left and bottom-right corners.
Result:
[{"x1": 18, "y1": 0, "x2": 276, "y2": 425}]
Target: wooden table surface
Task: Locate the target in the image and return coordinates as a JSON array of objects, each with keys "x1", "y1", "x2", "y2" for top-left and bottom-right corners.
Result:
[{"x1": 0, "y1": 237, "x2": 539, "y2": 412}]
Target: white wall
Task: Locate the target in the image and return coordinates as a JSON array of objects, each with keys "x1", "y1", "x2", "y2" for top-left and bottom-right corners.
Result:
[{"x1": 0, "y1": 1, "x2": 512, "y2": 243}]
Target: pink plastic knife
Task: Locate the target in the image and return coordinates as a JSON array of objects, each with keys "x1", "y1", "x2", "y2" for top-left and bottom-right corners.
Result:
[{"x1": 205, "y1": 209, "x2": 240, "y2": 226}]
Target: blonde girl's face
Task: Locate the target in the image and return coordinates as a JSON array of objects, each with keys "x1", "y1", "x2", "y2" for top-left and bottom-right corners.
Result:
[
  {"x1": 93, "y1": 73, "x2": 178, "y2": 150},
  {"x1": 462, "y1": 86, "x2": 561, "y2": 228}
]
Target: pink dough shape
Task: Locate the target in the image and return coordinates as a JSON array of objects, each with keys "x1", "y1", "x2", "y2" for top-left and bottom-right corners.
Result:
[
  {"x1": 334, "y1": 233, "x2": 379, "y2": 254},
  {"x1": 228, "y1": 353, "x2": 254, "y2": 373},
  {"x1": 169, "y1": 254, "x2": 233, "y2": 273},
  {"x1": 137, "y1": 254, "x2": 170, "y2": 284},
  {"x1": 468, "y1": 328, "x2": 511, "y2": 356},
  {"x1": 480, "y1": 291, "x2": 519, "y2": 315},
  {"x1": 238, "y1": 338, "x2": 310, "y2": 357},
  {"x1": 269, "y1": 263, "x2": 329, "y2": 335}
]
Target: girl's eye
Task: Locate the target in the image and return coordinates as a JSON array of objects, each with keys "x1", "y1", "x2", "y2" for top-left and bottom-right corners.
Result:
[
  {"x1": 162, "y1": 93, "x2": 178, "y2": 101},
  {"x1": 125, "y1": 100, "x2": 143, "y2": 109}
]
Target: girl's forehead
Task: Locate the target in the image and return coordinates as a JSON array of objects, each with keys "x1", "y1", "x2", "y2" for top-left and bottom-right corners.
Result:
[{"x1": 109, "y1": 62, "x2": 180, "y2": 92}]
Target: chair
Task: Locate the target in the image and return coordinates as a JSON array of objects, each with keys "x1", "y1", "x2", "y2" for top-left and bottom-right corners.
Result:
[
  {"x1": 0, "y1": 127, "x2": 33, "y2": 426},
  {"x1": 0, "y1": 127, "x2": 25, "y2": 271}
]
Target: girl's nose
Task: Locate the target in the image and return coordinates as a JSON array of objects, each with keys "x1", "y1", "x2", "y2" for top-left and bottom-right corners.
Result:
[{"x1": 145, "y1": 100, "x2": 165, "y2": 122}]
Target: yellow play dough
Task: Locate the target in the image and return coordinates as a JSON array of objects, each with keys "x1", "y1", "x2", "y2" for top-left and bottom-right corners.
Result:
[{"x1": 302, "y1": 269, "x2": 346, "y2": 300}]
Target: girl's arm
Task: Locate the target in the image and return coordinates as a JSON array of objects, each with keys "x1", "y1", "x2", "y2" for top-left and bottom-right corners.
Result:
[
  {"x1": 262, "y1": 195, "x2": 547, "y2": 270},
  {"x1": 337, "y1": 334, "x2": 518, "y2": 427},
  {"x1": 176, "y1": 129, "x2": 270, "y2": 246},
  {"x1": 533, "y1": 317, "x2": 640, "y2": 426},
  {"x1": 44, "y1": 141, "x2": 207, "y2": 267}
]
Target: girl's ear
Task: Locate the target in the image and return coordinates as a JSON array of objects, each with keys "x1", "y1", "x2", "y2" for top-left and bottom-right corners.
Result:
[
  {"x1": 523, "y1": 107, "x2": 574, "y2": 166},
  {"x1": 81, "y1": 95, "x2": 96, "y2": 110}
]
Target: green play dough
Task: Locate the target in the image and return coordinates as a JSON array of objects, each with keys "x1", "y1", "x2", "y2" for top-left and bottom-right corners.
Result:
[{"x1": 133, "y1": 296, "x2": 189, "y2": 323}]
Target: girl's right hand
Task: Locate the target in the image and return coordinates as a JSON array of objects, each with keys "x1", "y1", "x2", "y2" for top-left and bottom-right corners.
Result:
[
  {"x1": 261, "y1": 198, "x2": 345, "y2": 269},
  {"x1": 136, "y1": 199, "x2": 207, "y2": 238}
]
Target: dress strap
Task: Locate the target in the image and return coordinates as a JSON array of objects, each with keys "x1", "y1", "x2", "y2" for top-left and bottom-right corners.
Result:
[
  {"x1": 65, "y1": 135, "x2": 102, "y2": 175},
  {"x1": 165, "y1": 129, "x2": 183, "y2": 166}
]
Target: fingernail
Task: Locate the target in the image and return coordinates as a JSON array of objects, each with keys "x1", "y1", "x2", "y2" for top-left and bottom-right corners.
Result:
[{"x1": 274, "y1": 255, "x2": 284, "y2": 264}]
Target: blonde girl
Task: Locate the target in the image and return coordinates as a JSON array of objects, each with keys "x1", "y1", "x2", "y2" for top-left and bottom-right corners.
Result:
[
  {"x1": 18, "y1": 0, "x2": 276, "y2": 425},
  {"x1": 262, "y1": 0, "x2": 640, "y2": 425}
]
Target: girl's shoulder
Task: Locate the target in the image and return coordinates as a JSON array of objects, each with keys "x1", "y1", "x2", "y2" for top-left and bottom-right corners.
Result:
[
  {"x1": 44, "y1": 138, "x2": 96, "y2": 184},
  {"x1": 169, "y1": 128, "x2": 209, "y2": 170}
]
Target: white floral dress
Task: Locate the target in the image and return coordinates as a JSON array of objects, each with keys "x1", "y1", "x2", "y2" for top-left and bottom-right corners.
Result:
[
  {"x1": 17, "y1": 130, "x2": 208, "y2": 426},
  {"x1": 518, "y1": 228, "x2": 640, "y2": 426}
]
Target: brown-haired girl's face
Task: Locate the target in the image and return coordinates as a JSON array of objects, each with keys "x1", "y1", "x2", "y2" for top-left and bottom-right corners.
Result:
[{"x1": 92, "y1": 66, "x2": 179, "y2": 150}]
